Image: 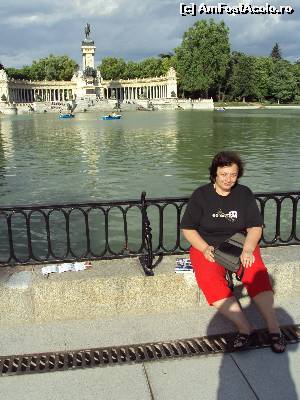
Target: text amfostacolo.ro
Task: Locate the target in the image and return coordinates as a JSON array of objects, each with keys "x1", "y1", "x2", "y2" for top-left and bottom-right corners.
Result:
[{"x1": 180, "y1": 3, "x2": 295, "y2": 16}]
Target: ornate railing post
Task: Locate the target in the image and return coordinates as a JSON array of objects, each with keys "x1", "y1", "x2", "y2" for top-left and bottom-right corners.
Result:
[{"x1": 139, "y1": 191, "x2": 154, "y2": 276}]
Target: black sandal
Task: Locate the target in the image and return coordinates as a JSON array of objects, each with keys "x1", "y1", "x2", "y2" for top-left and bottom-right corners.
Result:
[
  {"x1": 233, "y1": 332, "x2": 253, "y2": 350},
  {"x1": 269, "y1": 332, "x2": 286, "y2": 353}
]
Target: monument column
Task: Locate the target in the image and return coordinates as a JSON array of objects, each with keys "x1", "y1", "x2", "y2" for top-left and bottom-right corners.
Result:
[
  {"x1": 76, "y1": 23, "x2": 100, "y2": 99},
  {"x1": 166, "y1": 67, "x2": 178, "y2": 98}
]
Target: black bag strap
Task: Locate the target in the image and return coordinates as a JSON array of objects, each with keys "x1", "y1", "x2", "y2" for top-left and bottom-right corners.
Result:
[
  {"x1": 225, "y1": 265, "x2": 244, "y2": 290},
  {"x1": 236, "y1": 265, "x2": 245, "y2": 281},
  {"x1": 226, "y1": 270, "x2": 234, "y2": 290}
]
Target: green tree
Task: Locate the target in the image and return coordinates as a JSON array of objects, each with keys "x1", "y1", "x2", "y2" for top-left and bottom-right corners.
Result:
[
  {"x1": 30, "y1": 59, "x2": 47, "y2": 80},
  {"x1": 161, "y1": 56, "x2": 176, "y2": 75},
  {"x1": 6, "y1": 55, "x2": 77, "y2": 81},
  {"x1": 55, "y1": 55, "x2": 78, "y2": 80},
  {"x1": 124, "y1": 61, "x2": 141, "y2": 79},
  {"x1": 292, "y1": 60, "x2": 300, "y2": 101},
  {"x1": 6, "y1": 66, "x2": 31, "y2": 80},
  {"x1": 158, "y1": 52, "x2": 173, "y2": 59},
  {"x1": 158, "y1": 53, "x2": 177, "y2": 75},
  {"x1": 174, "y1": 19, "x2": 230, "y2": 97},
  {"x1": 98, "y1": 57, "x2": 126, "y2": 80},
  {"x1": 252, "y1": 56, "x2": 274, "y2": 101},
  {"x1": 227, "y1": 52, "x2": 258, "y2": 101},
  {"x1": 30, "y1": 55, "x2": 77, "y2": 81},
  {"x1": 139, "y1": 58, "x2": 164, "y2": 78},
  {"x1": 269, "y1": 59, "x2": 297, "y2": 103},
  {"x1": 270, "y1": 43, "x2": 282, "y2": 60}
]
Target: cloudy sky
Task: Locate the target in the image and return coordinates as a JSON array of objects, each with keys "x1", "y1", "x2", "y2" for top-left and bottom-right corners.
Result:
[{"x1": 0, "y1": 0, "x2": 299, "y2": 69}]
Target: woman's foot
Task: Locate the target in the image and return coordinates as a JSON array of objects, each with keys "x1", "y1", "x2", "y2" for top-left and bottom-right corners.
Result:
[
  {"x1": 233, "y1": 332, "x2": 253, "y2": 350},
  {"x1": 269, "y1": 332, "x2": 286, "y2": 353}
]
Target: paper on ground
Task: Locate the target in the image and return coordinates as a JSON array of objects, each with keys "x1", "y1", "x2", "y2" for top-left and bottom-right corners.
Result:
[{"x1": 42, "y1": 261, "x2": 92, "y2": 275}]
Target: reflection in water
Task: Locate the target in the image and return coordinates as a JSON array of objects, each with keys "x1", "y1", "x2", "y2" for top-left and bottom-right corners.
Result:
[
  {"x1": 175, "y1": 109, "x2": 300, "y2": 194},
  {"x1": 0, "y1": 117, "x2": 15, "y2": 191},
  {"x1": 0, "y1": 110, "x2": 300, "y2": 204},
  {"x1": 0, "y1": 110, "x2": 299, "y2": 260},
  {"x1": 0, "y1": 117, "x2": 15, "y2": 160}
]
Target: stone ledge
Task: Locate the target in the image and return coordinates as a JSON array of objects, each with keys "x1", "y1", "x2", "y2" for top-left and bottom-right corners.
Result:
[{"x1": 0, "y1": 246, "x2": 299, "y2": 327}]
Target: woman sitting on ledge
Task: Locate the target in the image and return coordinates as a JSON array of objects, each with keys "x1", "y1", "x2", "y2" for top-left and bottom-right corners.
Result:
[{"x1": 181, "y1": 151, "x2": 285, "y2": 353}]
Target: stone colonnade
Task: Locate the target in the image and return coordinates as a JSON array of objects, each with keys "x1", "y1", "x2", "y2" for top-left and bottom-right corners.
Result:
[
  {"x1": 6, "y1": 81, "x2": 171, "y2": 103},
  {"x1": 9, "y1": 87, "x2": 74, "y2": 103},
  {"x1": 1, "y1": 67, "x2": 177, "y2": 104},
  {"x1": 102, "y1": 68, "x2": 177, "y2": 101},
  {"x1": 103, "y1": 84, "x2": 168, "y2": 101}
]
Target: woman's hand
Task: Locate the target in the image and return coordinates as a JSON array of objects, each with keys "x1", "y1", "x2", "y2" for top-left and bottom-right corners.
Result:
[
  {"x1": 203, "y1": 245, "x2": 215, "y2": 262},
  {"x1": 241, "y1": 226, "x2": 261, "y2": 268},
  {"x1": 240, "y1": 249, "x2": 255, "y2": 268}
]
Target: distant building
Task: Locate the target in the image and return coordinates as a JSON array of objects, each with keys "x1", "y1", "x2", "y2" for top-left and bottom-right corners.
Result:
[{"x1": 0, "y1": 30, "x2": 177, "y2": 106}]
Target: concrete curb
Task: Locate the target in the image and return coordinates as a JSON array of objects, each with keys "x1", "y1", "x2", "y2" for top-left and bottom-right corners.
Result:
[{"x1": 0, "y1": 246, "x2": 299, "y2": 327}]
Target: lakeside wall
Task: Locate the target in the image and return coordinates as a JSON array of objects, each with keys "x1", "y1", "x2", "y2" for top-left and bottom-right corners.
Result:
[{"x1": 0, "y1": 246, "x2": 299, "y2": 328}]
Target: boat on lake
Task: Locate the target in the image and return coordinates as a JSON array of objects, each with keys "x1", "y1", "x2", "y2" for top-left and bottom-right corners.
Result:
[
  {"x1": 101, "y1": 114, "x2": 122, "y2": 120},
  {"x1": 59, "y1": 113, "x2": 75, "y2": 119}
]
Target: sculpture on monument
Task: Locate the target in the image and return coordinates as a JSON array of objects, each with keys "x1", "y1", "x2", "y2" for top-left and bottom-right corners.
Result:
[{"x1": 85, "y1": 23, "x2": 91, "y2": 39}]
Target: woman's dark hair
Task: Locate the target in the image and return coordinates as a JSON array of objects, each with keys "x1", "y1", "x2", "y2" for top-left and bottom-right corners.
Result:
[{"x1": 209, "y1": 151, "x2": 244, "y2": 183}]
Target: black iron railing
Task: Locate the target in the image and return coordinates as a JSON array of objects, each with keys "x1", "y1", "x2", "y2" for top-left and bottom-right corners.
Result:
[{"x1": 0, "y1": 190, "x2": 299, "y2": 275}]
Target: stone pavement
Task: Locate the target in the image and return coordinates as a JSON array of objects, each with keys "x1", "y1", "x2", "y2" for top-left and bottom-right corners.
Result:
[{"x1": 0, "y1": 296, "x2": 299, "y2": 400}]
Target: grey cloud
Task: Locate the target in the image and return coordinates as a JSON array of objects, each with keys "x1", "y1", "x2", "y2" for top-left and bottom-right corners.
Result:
[{"x1": 0, "y1": 0, "x2": 299, "y2": 68}]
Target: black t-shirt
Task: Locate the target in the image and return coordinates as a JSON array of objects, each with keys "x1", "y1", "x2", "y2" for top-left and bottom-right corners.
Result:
[{"x1": 180, "y1": 183, "x2": 263, "y2": 247}]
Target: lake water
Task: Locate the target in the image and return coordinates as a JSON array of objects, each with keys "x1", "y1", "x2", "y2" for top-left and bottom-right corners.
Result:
[
  {"x1": 0, "y1": 109, "x2": 300, "y2": 206},
  {"x1": 0, "y1": 109, "x2": 299, "y2": 262}
]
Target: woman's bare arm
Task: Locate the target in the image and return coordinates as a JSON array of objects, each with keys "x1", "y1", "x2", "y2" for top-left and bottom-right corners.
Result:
[
  {"x1": 244, "y1": 226, "x2": 262, "y2": 251},
  {"x1": 182, "y1": 229, "x2": 214, "y2": 262}
]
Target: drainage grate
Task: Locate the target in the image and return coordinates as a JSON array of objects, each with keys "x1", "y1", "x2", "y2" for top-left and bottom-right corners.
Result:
[{"x1": 1, "y1": 324, "x2": 299, "y2": 377}]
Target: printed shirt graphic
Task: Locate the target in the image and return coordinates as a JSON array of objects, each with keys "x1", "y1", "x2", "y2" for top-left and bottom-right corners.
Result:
[
  {"x1": 212, "y1": 209, "x2": 238, "y2": 222},
  {"x1": 180, "y1": 183, "x2": 263, "y2": 247}
]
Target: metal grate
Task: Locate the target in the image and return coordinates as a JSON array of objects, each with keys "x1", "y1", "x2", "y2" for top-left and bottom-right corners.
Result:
[{"x1": 1, "y1": 325, "x2": 299, "y2": 377}]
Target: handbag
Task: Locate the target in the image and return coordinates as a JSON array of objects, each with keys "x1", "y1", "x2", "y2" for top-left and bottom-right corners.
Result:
[{"x1": 214, "y1": 232, "x2": 246, "y2": 287}]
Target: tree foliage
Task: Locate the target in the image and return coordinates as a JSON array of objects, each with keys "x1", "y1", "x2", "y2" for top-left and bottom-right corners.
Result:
[
  {"x1": 270, "y1": 43, "x2": 282, "y2": 60},
  {"x1": 5, "y1": 66, "x2": 31, "y2": 80},
  {"x1": 227, "y1": 53, "x2": 257, "y2": 101},
  {"x1": 252, "y1": 56, "x2": 274, "y2": 100},
  {"x1": 174, "y1": 19, "x2": 230, "y2": 96},
  {"x1": 98, "y1": 56, "x2": 175, "y2": 80},
  {"x1": 5, "y1": 55, "x2": 78, "y2": 81},
  {"x1": 99, "y1": 57, "x2": 127, "y2": 80},
  {"x1": 292, "y1": 61, "x2": 300, "y2": 100},
  {"x1": 31, "y1": 55, "x2": 78, "y2": 80},
  {"x1": 269, "y1": 60, "x2": 297, "y2": 103},
  {"x1": 124, "y1": 61, "x2": 141, "y2": 79},
  {"x1": 139, "y1": 58, "x2": 164, "y2": 78},
  {"x1": 2, "y1": 21, "x2": 300, "y2": 104}
]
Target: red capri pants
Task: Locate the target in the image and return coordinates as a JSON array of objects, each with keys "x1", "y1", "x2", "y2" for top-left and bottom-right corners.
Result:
[{"x1": 190, "y1": 246, "x2": 272, "y2": 305}]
